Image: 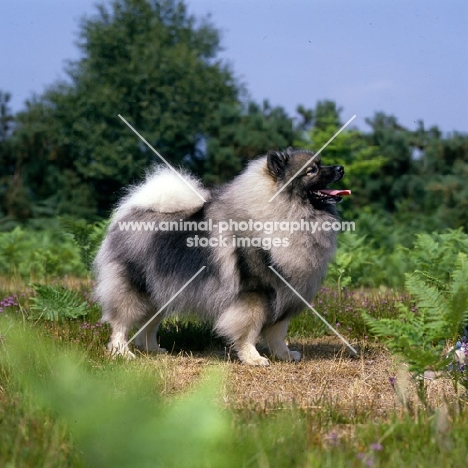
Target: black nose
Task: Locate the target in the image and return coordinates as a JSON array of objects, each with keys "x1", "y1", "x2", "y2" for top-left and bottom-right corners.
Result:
[{"x1": 335, "y1": 166, "x2": 344, "y2": 176}]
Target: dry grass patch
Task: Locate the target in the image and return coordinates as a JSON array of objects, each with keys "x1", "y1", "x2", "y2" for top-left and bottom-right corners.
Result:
[{"x1": 135, "y1": 336, "x2": 462, "y2": 418}]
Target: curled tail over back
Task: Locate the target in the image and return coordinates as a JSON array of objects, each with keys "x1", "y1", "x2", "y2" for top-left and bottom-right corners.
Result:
[{"x1": 111, "y1": 166, "x2": 210, "y2": 222}]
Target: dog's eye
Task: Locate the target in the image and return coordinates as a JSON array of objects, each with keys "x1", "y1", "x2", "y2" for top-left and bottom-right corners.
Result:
[{"x1": 305, "y1": 166, "x2": 318, "y2": 176}]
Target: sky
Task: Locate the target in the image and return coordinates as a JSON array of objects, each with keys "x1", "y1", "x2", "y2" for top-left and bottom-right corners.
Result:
[{"x1": 1, "y1": 0, "x2": 467, "y2": 134}]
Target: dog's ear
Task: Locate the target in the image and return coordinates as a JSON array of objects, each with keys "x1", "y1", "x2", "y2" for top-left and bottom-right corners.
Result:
[{"x1": 267, "y1": 150, "x2": 289, "y2": 180}]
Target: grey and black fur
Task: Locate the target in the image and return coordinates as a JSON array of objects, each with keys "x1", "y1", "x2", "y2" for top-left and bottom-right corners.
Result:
[{"x1": 94, "y1": 148, "x2": 345, "y2": 366}]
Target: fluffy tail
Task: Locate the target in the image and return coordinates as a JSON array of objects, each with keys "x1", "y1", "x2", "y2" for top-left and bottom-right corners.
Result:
[{"x1": 112, "y1": 166, "x2": 210, "y2": 221}]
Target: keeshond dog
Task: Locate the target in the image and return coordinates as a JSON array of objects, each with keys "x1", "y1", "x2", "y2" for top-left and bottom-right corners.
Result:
[{"x1": 94, "y1": 148, "x2": 349, "y2": 366}]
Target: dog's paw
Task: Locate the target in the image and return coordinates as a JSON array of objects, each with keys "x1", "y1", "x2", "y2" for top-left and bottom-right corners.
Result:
[
  {"x1": 270, "y1": 348, "x2": 302, "y2": 362},
  {"x1": 108, "y1": 344, "x2": 136, "y2": 360},
  {"x1": 113, "y1": 350, "x2": 136, "y2": 360},
  {"x1": 237, "y1": 344, "x2": 270, "y2": 367},
  {"x1": 244, "y1": 356, "x2": 270, "y2": 367},
  {"x1": 288, "y1": 350, "x2": 302, "y2": 362}
]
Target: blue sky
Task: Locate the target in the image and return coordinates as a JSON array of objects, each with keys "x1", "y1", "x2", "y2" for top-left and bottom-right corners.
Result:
[{"x1": 1, "y1": 0, "x2": 467, "y2": 133}]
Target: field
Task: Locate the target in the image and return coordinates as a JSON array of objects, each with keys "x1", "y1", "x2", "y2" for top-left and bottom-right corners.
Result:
[
  {"x1": 1, "y1": 279, "x2": 467, "y2": 468},
  {"x1": 2, "y1": 0, "x2": 467, "y2": 465}
]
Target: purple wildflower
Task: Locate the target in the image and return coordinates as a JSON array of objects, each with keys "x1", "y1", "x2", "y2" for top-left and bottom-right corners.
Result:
[
  {"x1": 326, "y1": 432, "x2": 339, "y2": 446},
  {"x1": 370, "y1": 443, "x2": 383, "y2": 451},
  {"x1": 0, "y1": 295, "x2": 18, "y2": 312}
]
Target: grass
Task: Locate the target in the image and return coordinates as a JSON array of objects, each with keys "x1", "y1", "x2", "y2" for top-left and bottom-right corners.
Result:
[
  {"x1": 288, "y1": 286, "x2": 414, "y2": 340},
  {"x1": 0, "y1": 283, "x2": 467, "y2": 467}
]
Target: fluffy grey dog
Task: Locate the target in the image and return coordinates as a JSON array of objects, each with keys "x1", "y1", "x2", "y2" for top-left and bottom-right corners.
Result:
[{"x1": 94, "y1": 148, "x2": 348, "y2": 366}]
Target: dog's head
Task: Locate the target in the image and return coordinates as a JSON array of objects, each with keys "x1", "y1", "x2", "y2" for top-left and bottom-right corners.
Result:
[{"x1": 267, "y1": 148, "x2": 349, "y2": 209}]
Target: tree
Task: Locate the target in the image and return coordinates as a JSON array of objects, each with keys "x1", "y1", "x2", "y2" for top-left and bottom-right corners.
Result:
[
  {"x1": 203, "y1": 100, "x2": 296, "y2": 184},
  {"x1": 295, "y1": 100, "x2": 341, "y2": 132},
  {"x1": 11, "y1": 0, "x2": 240, "y2": 218},
  {"x1": 0, "y1": 91, "x2": 28, "y2": 222},
  {"x1": 364, "y1": 112, "x2": 415, "y2": 212},
  {"x1": 419, "y1": 132, "x2": 468, "y2": 228},
  {"x1": 0, "y1": 91, "x2": 14, "y2": 142}
]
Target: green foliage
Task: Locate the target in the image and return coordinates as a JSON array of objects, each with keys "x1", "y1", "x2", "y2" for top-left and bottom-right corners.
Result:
[
  {"x1": 363, "y1": 253, "x2": 468, "y2": 376},
  {"x1": 415, "y1": 126, "x2": 468, "y2": 229},
  {"x1": 3, "y1": 66, "x2": 468, "y2": 231},
  {"x1": 3, "y1": 298, "x2": 468, "y2": 467},
  {"x1": 0, "y1": 226, "x2": 24, "y2": 276},
  {"x1": 327, "y1": 233, "x2": 370, "y2": 291},
  {"x1": 0, "y1": 0, "x2": 467, "y2": 282},
  {"x1": 0, "y1": 218, "x2": 107, "y2": 281},
  {"x1": 325, "y1": 226, "x2": 468, "y2": 290},
  {"x1": 60, "y1": 218, "x2": 107, "y2": 272},
  {"x1": 29, "y1": 284, "x2": 89, "y2": 322},
  {"x1": 0, "y1": 90, "x2": 14, "y2": 141},
  {"x1": 3, "y1": 0, "x2": 241, "y2": 218},
  {"x1": 0, "y1": 390, "x2": 81, "y2": 468},
  {"x1": 296, "y1": 105, "x2": 468, "y2": 234},
  {"x1": 204, "y1": 100, "x2": 296, "y2": 184},
  {"x1": 399, "y1": 229, "x2": 468, "y2": 284},
  {"x1": 0, "y1": 316, "x2": 235, "y2": 468},
  {"x1": 363, "y1": 113, "x2": 414, "y2": 211},
  {"x1": 289, "y1": 287, "x2": 410, "y2": 340},
  {"x1": 0, "y1": 90, "x2": 17, "y2": 220},
  {"x1": 0, "y1": 225, "x2": 86, "y2": 280}
]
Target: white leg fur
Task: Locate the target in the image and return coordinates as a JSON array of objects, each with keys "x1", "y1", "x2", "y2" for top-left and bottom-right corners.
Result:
[
  {"x1": 263, "y1": 319, "x2": 301, "y2": 362},
  {"x1": 237, "y1": 341, "x2": 270, "y2": 367},
  {"x1": 108, "y1": 322, "x2": 136, "y2": 359},
  {"x1": 215, "y1": 294, "x2": 269, "y2": 366}
]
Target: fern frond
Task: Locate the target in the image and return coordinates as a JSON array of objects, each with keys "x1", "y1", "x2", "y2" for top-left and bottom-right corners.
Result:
[
  {"x1": 59, "y1": 218, "x2": 107, "y2": 272},
  {"x1": 362, "y1": 309, "x2": 446, "y2": 373},
  {"x1": 448, "y1": 253, "x2": 468, "y2": 333},
  {"x1": 363, "y1": 234, "x2": 468, "y2": 381},
  {"x1": 412, "y1": 270, "x2": 448, "y2": 294},
  {"x1": 29, "y1": 284, "x2": 89, "y2": 322},
  {"x1": 405, "y1": 273, "x2": 447, "y2": 338}
]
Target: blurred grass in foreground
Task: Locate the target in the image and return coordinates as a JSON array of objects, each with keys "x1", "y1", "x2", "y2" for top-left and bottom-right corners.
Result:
[
  {"x1": 0, "y1": 315, "x2": 234, "y2": 468},
  {"x1": 1, "y1": 295, "x2": 468, "y2": 467}
]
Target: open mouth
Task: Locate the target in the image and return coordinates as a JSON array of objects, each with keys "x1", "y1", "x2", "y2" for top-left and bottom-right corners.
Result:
[{"x1": 309, "y1": 188, "x2": 351, "y2": 205}]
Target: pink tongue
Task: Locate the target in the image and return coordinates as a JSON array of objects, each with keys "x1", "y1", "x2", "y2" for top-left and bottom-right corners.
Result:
[{"x1": 319, "y1": 189, "x2": 351, "y2": 196}]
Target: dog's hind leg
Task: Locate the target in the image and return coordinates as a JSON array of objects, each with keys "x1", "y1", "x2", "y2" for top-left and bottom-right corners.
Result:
[
  {"x1": 263, "y1": 319, "x2": 301, "y2": 362},
  {"x1": 134, "y1": 313, "x2": 167, "y2": 354},
  {"x1": 215, "y1": 294, "x2": 269, "y2": 366},
  {"x1": 97, "y1": 262, "x2": 147, "y2": 359}
]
